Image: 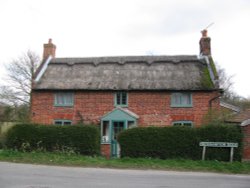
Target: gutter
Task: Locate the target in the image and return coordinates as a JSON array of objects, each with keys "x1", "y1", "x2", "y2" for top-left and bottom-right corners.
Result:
[{"x1": 209, "y1": 91, "x2": 222, "y2": 108}]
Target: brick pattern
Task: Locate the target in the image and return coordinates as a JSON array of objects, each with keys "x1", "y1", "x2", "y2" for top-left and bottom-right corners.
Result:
[
  {"x1": 43, "y1": 39, "x2": 56, "y2": 59},
  {"x1": 101, "y1": 144, "x2": 111, "y2": 159},
  {"x1": 31, "y1": 90, "x2": 220, "y2": 127},
  {"x1": 242, "y1": 125, "x2": 250, "y2": 161},
  {"x1": 31, "y1": 90, "x2": 220, "y2": 158}
]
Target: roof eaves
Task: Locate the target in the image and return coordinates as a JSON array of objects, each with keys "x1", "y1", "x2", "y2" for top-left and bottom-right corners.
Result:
[
  {"x1": 101, "y1": 107, "x2": 139, "y2": 120},
  {"x1": 32, "y1": 88, "x2": 221, "y2": 92},
  {"x1": 241, "y1": 119, "x2": 250, "y2": 126},
  {"x1": 220, "y1": 101, "x2": 241, "y2": 113}
]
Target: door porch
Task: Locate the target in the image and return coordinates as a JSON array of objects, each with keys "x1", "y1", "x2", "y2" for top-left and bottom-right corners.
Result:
[{"x1": 101, "y1": 107, "x2": 138, "y2": 158}]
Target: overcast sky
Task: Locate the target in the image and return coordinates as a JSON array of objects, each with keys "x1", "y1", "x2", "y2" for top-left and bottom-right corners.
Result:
[{"x1": 0, "y1": 0, "x2": 250, "y2": 97}]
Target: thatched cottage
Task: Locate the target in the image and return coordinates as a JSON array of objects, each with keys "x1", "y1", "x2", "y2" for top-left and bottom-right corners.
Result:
[{"x1": 31, "y1": 31, "x2": 221, "y2": 158}]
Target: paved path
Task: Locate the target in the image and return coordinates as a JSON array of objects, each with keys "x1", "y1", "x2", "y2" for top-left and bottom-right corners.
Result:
[{"x1": 0, "y1": 162, "x2": 250, "y2": 188}]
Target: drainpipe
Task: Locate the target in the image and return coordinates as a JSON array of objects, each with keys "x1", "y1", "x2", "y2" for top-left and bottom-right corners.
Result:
[
  {"x1": 209, "y1": 90, "x2": 223, "y2": 108},
  {"x1": 207, "y1": 91, "x2": 222, "y2": 123}
]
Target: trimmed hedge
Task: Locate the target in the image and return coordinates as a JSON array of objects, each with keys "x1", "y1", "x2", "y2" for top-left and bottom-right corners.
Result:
[
  {"x1": 5, "y1": 124, "x2": 100, "y2": 156},
  {"x1": 118, "y1": 125, "x2": 243, "y2": 161}
]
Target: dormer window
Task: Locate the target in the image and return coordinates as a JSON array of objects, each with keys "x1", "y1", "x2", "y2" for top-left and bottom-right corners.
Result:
[{"x1": 115, "y1": 92, "x2": 128, "y2": 107}]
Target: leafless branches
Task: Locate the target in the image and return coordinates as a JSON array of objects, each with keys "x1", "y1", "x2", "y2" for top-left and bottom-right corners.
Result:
[{"x1": 0, "y1": 50, "x2": 40, "y2": 105}]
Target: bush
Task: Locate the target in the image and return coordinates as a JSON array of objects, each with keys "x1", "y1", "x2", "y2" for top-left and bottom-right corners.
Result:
[
  {"x1": 0, "y1": 135, "x2": 3, "y2": 149},
  {"x1": 5, "y1": 124, "x2": 100, "y2": 156},
  {"x1": 118, "y1": 124, "x2": 242, "y2": 161},
  {"x1": 197, "y1": 124, "x2": 242, "y2": 161}
]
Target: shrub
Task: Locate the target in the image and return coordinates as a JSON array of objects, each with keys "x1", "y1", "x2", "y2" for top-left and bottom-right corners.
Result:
[
  {"x1": 0, "y1": 135, "x2": 3, "y2": 149},
  {"x1": 5, "y1": 124, "x2": 100, "y2": 156},
  {"x1": 197, "y1": 124, "x2": 242, "y2": 161},
  {"x1": 118, "y1": 124, "x2": 242, "y2": 161}
]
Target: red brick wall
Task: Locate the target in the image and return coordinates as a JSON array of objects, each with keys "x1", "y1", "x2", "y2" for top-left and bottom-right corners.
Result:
[
  {"x1": 101, "y1": 144, "x2": 111, "y2": 159},
  {"x1": 31, "y1": 90, "x2": 220, "y2": 127},
  {"x1": 242, "y1": 125, "x2": 250, "y2": 161}
]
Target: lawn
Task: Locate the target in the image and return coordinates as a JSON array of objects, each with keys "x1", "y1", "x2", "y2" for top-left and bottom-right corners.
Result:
[{"x1": 0, "y1": 150, "x2": 250, "y2": 174}]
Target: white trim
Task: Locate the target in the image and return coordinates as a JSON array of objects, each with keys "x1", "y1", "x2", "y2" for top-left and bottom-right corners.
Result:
[
  {"x1": 220, "y1": 101, "x2": 240, "y2": 113},
  {"x1": 102, "y1": 107, "x2": 139, "y2": 120},
  {"x1": 241, "y1": 119, "x2": 250, "y2": 127},
  {"x1": 35, "y1": 55, "x2": 52, "y2": 82},
  {"x1": 121, "y1": 107, "x2": 139, "y2": 119}
]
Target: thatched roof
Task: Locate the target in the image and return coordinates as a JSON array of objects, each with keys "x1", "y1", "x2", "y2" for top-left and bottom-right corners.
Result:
[{"x1": 33, "y1": 55, "x2": 216, "y2": 91}]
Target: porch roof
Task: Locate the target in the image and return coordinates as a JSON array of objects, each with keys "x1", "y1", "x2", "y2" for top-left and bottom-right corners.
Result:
[{"x1": 101, "y1": 107, "x2": 139, "y2": 121}]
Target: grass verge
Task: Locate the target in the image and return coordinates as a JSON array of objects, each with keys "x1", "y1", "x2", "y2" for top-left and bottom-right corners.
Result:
[{"x1": 0, "y1": 150, "x2": 250, "y2": 174}]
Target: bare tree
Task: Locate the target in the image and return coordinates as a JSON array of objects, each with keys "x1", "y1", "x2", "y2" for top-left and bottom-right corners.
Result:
[
  {"x1": 0, "y1": 50, "x2": 40, "y2": 105},
  {"x1": 217, "y1": 64, "x2": 250, "y2": 109},
  {"x1": 216, "y1": 64, "x2": 238, "y2": 101}
]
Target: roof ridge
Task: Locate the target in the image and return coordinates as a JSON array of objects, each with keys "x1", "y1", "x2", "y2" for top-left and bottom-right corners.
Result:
[{"x1": 50, "y1": 55, "x2": 200, "y2": 65}]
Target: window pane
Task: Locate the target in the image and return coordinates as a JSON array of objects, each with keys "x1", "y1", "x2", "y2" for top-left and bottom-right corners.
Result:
[
  {"x1": 128, "y1": 121, "x2": 135, "y2": 128},
  {"x1": 63, "y1": 121, "x2": 72, "y2": 125},
  {"x1": 102, "y1": 121, "x2": 109, "y2": 136},
  {"x1": 56, "y1": 94, "x2": 63, "y2": 105},
  {"x1": 173, "y1": 122, "x2": 182, "y2": 126},
  {"x1": 113, "y1": 122, "x2": 124, "y2": 139},
  {"x1": 55, "y1": 92, "x2": 73, "y2": 106},
  {"x1": 54, "y1": 120, "x2": 72, "y2": 125},
  {"x1": 115, "y1": 92, "x2": 127, "y2": 106},
  {"x1": 116, "y1": 93, "x2": 121, "y2": 105},
  {"x1": 121, "y1": 92, "x2": 127, "y2": 105},
  {"x1": 171, "y1": 93, "x2": 191, "y2": 106},
  {"x1": 173, "y1": 121, "x2": 193, "y2": 127},
  {"x1": 182, "y1": 94, "x2": 191, "y2": 105},
  {"x1": 174, "y1": 93, "x2": 181, "y2": 105},
  {"x1": 183, "y1": 123, "x2": 192, "y2": 127},
  {"x1": 65, "y1": 93, "x2": 73, "y2": 104},
  {"x1": 54, "y1": 121, "x2": 63, "y2": 125}
]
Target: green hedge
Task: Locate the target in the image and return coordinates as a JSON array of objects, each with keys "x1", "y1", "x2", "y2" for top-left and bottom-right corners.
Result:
[
  {"x1": 5, "y1": 124, "x2": 100, "y2": 156},
  {"x1": 118, "y1": 125, "x2": 243, "y2": 161}
]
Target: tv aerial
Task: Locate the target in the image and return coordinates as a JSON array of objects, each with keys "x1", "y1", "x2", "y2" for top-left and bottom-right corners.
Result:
[{"x1": 203, "y1": 22, "x2": 214, "y2": 30}]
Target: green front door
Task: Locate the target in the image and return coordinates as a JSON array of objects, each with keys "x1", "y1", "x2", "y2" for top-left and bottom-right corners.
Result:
[{"x1": 111, "y1": 121, "x2": 125, "y2": 158}]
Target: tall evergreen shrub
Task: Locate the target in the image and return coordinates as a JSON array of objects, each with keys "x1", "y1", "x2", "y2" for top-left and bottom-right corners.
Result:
[
  {"x1": 118, "y1": 124, "x2": 242, "y2": 161},
  {"x1": 5, "y1": 124, "x2": 100, "y2": 156}
]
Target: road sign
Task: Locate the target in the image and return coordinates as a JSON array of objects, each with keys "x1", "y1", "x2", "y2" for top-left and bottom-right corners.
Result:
[
  {"x1": 199, "y1": 142, "x2": 238, "y2": 162},
  {"x1": 199, "y1": 142, "x2": 238, "y2": 148}
]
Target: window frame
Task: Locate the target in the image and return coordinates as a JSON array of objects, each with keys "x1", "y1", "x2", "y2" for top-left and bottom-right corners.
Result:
[
  {"x1": 172, "y1": 121, "x2": 193, "y2": 127},
  {"x1": 53, "y1": 119, "x2": 72, "y2": 126},
  {"x1": 114, "y1": 92, "x2": 128, "y2": 107},
  {"x1": 54, "y1": 92, "x2": 74, "y2": 107},
  {"x1": 171, "y1": 92, "x2": 192, "y2": 107}
]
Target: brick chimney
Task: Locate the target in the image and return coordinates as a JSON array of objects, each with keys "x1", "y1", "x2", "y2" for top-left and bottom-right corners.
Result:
[
  {"x1": 43, "y1": 38, "x2": 56, "y2": 60},
  {"x1": 199, "y1": 29, "x2": 211, "y2": 56}
]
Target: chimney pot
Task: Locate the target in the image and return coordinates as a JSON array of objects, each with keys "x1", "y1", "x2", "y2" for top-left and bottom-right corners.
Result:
[
  {"x1": 201, "y1": 29, "x2": 208, "y2": 37},
  {"x1": 43, "y1": 38, "x2": 56, "y2": 60},
  {"x1": 199, "y1": 30, "x2": 211, "y2": 56}
]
